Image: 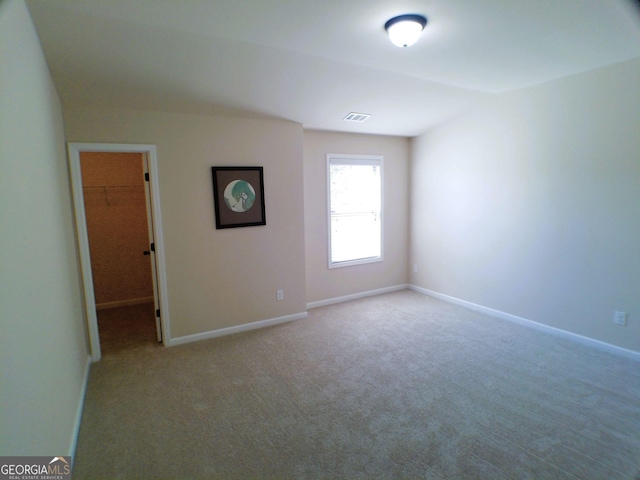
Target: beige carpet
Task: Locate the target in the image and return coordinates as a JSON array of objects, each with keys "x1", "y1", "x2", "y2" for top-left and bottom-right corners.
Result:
[
  {"x1": 96, "y1": 302, "x2": 159, "y2": 356},
  {"x1": 73, "y1": 290, "x2": 640, "y2": 479}
]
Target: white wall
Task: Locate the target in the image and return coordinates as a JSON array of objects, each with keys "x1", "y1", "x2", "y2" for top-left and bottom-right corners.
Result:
[
  {"x1": 64, "y1": 108, "x2": 307, "y2": 340},
  {"x1": 410, "y1": 58, "x2": 640, "y2": 353},
  {"x1": 0, "y1": 0, "x2": 89, "y2": 455},
  {"x1": 304, "y1": 131, "x2": 410, "y2": 304}
]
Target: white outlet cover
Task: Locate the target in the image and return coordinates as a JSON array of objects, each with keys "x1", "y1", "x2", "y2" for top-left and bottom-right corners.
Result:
[{"x1": 613, "y1": 311, "x2": 627, "y2": 326}]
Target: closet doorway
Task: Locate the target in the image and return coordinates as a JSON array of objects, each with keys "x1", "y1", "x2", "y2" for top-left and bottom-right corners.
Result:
[{"x1": 68, "y1": 143, "x2": 170, "y2": 361}]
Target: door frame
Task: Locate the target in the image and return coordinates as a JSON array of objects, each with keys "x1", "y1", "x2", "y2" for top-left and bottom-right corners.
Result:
[{"x1": 68, "y1": 142, "x2": 171, "y2": 361}]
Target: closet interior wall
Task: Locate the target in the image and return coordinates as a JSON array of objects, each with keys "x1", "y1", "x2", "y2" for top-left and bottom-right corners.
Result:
[{"x1": 80, "y1": 152, "x2": 154, "y2": 309}]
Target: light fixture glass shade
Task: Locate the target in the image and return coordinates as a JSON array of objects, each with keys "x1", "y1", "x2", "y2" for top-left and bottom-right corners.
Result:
[{"x1": 385, "y1": 14, "x2": 427, "y2": 48}]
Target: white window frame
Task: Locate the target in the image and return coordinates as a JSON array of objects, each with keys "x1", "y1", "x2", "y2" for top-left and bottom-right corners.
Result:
[{"x1": 327, "y1": 153, "x2": 384, "y2": 269}]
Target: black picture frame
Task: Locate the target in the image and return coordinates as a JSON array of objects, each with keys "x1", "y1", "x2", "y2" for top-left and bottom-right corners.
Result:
[{"x1": 211, "y1": 166, "x2": 266, "y2": 229}]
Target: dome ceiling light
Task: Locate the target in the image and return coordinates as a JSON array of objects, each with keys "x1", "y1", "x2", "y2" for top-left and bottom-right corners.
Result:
[{"x1": 384, "y1": 14, "x2": 427, "y2": 48}]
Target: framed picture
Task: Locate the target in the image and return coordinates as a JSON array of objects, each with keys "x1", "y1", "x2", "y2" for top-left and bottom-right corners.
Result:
[{"x1": 211, "y1": 166, "x2": 266, "y2": 229}]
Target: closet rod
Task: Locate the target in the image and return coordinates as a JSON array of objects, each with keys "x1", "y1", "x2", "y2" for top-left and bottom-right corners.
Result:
[{"x1": 82, "y1": 184, "x2": 144, "y2": 189}]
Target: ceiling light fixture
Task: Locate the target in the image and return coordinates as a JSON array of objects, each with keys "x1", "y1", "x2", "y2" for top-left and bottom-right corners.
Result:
[{"x1": 384, "y1": 14, "x2": 427, "y2": 48}]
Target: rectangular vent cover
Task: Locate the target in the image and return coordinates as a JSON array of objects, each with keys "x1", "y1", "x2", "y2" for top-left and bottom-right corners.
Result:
[{"x1": 343, "y1": 112, "x2": 371, "y2": 122}]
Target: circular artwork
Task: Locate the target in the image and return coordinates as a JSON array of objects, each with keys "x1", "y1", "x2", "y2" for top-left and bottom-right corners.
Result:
[{"x1": 223, "y1": 180, "x2": 256, "y2": 212}]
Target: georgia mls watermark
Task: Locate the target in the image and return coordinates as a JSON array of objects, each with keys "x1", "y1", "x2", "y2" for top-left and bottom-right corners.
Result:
[{"x1": 0, "y1": 457, "x2": 71, "y2": 480}]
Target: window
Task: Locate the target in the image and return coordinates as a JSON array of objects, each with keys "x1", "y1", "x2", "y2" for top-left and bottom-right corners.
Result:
[{"x1": 327, "y1": 154, "x2": 383, "y2": 268}]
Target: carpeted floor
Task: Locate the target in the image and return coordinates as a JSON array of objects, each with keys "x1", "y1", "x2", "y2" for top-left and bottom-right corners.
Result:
[
  {"x1": 96, "y1": 302, "x2": 160, "y2": 356},
  {"x1": 74, "y1": 290, "x2": 640, "y2": 479}
]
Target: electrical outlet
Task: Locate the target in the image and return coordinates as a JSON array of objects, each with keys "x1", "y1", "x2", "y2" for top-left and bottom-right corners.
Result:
[
  {"x1": 613, "y1": 311, "x2": 627, "y2": 326},
  {"x1": 277, "y1": 289, "x2": 284, "y2": 301},
  {"x1": 413, "y1": 264, "x2": 418, "y2": 273}
]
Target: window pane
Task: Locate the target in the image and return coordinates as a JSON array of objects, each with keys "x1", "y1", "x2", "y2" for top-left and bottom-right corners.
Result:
[
  {"x1": 330, "y1": 164, "x2": 380, "y2": 215},
  {"x1": 330, "y1": 212, "x2": 380, "y2": 263},
  {"x1": 328, "y1": 156, "x2": 382, "y2": 267}
]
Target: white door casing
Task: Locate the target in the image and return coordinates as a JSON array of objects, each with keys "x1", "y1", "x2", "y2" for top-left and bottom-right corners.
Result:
[{"x1": 67, "y1": 142, "x2": 170, "y2": 361}]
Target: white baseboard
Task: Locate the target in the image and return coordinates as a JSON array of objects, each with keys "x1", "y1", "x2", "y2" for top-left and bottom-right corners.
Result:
[
  {"x1": 70, "y1": 355, "x2": 91, "y2": 458},
  {"x1": 169, "y1": 311, "x2": 309, "y2": 347},
  {"x1": 410, "y1": 285, "x2": 640, "y2": 362},
  {"x1": 306, "y1": 284, "x2": 409, "y2": 310},
  {"x1": 96, "y1": 296, "x2": 154, "y2": 310}
]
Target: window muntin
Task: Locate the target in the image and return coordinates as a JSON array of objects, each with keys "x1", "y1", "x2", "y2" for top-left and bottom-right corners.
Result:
[{"x1": 327, "y1": 154, "x2": 383, "y2": 268}]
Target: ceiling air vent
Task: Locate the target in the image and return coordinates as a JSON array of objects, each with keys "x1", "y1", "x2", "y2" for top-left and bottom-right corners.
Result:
[{"x1": 343, "y1": 112, "x2": 371, "y2": 122}]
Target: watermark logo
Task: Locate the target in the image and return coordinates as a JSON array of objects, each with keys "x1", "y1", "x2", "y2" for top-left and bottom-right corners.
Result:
[{"x1": 0, "y1": 456, "x2": 72, "y2": 480}]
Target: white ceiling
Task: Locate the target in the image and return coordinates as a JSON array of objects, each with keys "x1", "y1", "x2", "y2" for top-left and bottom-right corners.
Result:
[{"x1": 26, "y1": 0, "x2": 640, "y2": 137}]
